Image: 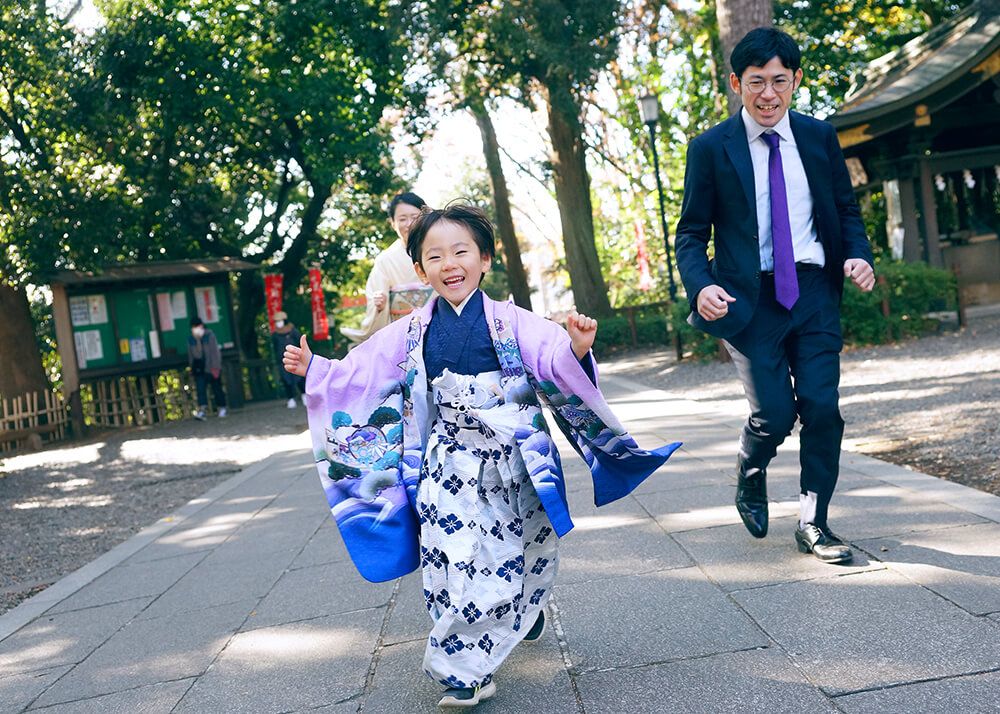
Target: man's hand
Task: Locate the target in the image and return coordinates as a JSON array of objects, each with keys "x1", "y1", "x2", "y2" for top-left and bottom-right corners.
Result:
[
  {"x1": 209, "y1": 368, "x2": 221, "y2": 379},
  {"x1": 567, "y1": 311, "x2": 597, "y2": 360},
  {"x1": 844, "y1": 259, "x2": 875, "y2": 292},
  {"x1": 372, "y1": 291, "x2": 387, "y2": 312},
  {"x1": 697, "y1": 285, "x2": 736, "y2": 321},
  {"x1": 283, "y1": 334, "x2": 312, "y2": 378}
]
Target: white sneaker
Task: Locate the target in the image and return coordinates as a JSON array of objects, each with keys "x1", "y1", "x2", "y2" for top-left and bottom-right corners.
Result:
[
  {"x1": 194, "y1": 409, "x2": 206, "y2": 421},
  {"x1": 217, "y1": 407, "x2": 228, "y2": 418},
  {"x1": 300, "y1": 395, "x2": 307, "y2": 407},
  {"x1": 286, "y1": 398, "x2": 297, "y2": 409}
]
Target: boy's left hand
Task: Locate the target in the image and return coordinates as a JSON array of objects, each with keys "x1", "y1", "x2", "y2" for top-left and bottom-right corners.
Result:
[{"x1": 567, "y1": 311, "x2": 597, "y2": 360}]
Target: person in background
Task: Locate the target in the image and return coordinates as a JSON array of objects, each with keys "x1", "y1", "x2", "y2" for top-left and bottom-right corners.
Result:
[
  {"x1": 271, "y1": 310, "x2": 305, "y2": 408},
  {"x1": 188, "y1": 316, "x2": 228, "y2": 420},
  {"x1": 340, "y1": 191, "x2": 433, "y2": 345}
]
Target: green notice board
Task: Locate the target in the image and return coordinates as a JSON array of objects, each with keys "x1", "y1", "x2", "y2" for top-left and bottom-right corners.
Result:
[
  {"x1": 113, "y1": 290, "x2": 155, "y2": 364},
  {"x1": 68, "y1": 294, "x2": 117, "y2": 369},
  {"x1": 69, "y1": 279, "x2": 235, "y2": 374}
]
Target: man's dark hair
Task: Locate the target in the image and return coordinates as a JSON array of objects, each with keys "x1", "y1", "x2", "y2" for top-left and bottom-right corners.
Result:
[
  {"x1": 190, "y1": 317, "x2": 204, "y2": 327},
  {"x1": 387, "y1": 191, "x2": 427, "y2": 220},
  {"x1": 730, "y1": 27, "x2": 801, "y2": 78},
  {"x1": 406, "y1": 202, "x2": 496, "y2": 266}
]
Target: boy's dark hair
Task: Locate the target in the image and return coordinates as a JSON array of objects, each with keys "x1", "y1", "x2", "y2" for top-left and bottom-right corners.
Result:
[
  {"x1": 730, "y1": 27, "x2": 801, "y2": 78},
  {"x1": 406, "y1": 202, "x2": 496, "y2": 266},
  {"x1": 190, "y1": 317, "x2": 204, "y2": 327},
  {"x1": 387, "y1": 191, "x2": 427, "y2": 220}
]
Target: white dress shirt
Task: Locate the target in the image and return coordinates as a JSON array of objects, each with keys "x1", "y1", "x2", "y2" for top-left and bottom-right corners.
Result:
[{"x1": 742, "y1": 108, "x2": 825, "y2": 271}]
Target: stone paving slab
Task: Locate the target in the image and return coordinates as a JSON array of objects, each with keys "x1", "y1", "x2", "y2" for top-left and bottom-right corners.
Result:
[
  {"x1": 834, "y1": 671, "x2": 1000, "y2": 713},
  {"x1": 855, "y1": 522, "x2": 1000, "y2": 615},
  {"x1": 136, "y1": 548, "x2": 299, "y2": 621},
  {"x1": 0, "y1": 597, "x2": 152, "y2": 677},
  {"x1": 732, "y1": 569, "x2": 1000, "y2": 695},
  {"x1": 556, "y1": 511, "x2": 692, "y2": 585},
  {"x1": 382, "y1": 571, "x2": 428, "y2": 646},
  {"x1": 575, "y1": 647, "x2": 839, "y2": 713},
  {"x1": 32, "y1": 599, "x2": 254, "y2": 707},
  {"x1": 672, "y1": 518, "x2": 883, "y2": 592},
  {"x1": 0, "y1": 665, "x2": 72, "y2": 712},
  {"x1": 28, "y1": 678, "x2": 196, "y2": 714},
  {"x1": 555, "y1": 567, "x2": 768, "y2": 671},
  {"x1": 47, "y1": 551, "x2": 206, "y2": 615},
  {"x1": 242, "y1": 559, "x2": 395, "y2": 631},
  {"x1": 173, "y1": 609, "x2": 383, "y2": 713},
  {"x1": 635, "y1": 482, "x2": 800, "y2": 533}
]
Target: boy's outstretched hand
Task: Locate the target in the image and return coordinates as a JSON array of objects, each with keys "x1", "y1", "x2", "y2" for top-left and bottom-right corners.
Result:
[
  {"x1": 283, "y1": 334, "x2": 312, "y2": 378},
  {"x1": 567, "y1": 311, "x2": 597, "y2": 360}
]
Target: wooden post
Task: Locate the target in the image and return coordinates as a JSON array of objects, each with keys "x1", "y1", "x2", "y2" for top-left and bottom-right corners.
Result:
[
  {"x1": 878, "y1": 274, "x2": 892, "y2": 342},
  {"x1": 952, "y1": 264, "x2": 966, "y2": 328},
  {"x1": 51, "y1": 283, "x2": 85, "y2": 438}
]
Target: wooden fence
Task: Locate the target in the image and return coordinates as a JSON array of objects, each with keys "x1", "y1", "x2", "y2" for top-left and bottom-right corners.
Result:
[{"x1": 0, "y1": 390, "x2": 70, "y2": 455}]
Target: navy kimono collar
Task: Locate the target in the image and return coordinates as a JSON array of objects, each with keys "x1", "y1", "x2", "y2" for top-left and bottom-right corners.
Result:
[{"x1": 424, "y1": 290, "x2": 500, "y2": 380}]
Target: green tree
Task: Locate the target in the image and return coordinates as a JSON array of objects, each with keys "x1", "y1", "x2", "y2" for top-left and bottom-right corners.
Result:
[
  {"x1": 90, "y1": 0, "x2": 413, "y2": 355},
  {"x1": 432, "y1": 0, "x2": 620, "y2": 316}
]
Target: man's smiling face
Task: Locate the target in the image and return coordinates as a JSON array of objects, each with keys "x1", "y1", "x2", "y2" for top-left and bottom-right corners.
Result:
[{"x1": 730, "y1": 55, "x2": 802, "y2": 128}]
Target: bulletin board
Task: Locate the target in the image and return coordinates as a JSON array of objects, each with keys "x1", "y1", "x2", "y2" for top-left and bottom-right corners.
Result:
[{"x1": 67, "y1": 279, "x2": 235, "y2": 375}]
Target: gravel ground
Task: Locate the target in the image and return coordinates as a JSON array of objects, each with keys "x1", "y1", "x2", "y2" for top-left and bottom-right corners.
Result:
[
  {"x1": 1, "y1": 311, "x2": 997, "y2": 618},
  {"x1": 600, "y1": 309, "x2": 1000, "y2": 496},
  {"x1": 0, "y1": 400, "x2": 309, "y2": 616}
]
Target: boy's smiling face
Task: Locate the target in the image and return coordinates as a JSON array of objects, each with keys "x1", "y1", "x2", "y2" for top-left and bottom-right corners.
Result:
[{"x1": 414, "y1": 219, "x2": 491, "y2": 308}]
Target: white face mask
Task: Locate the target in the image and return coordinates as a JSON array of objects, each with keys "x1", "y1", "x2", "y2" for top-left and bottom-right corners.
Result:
[
  {"x1": 192, "y1": 326, "x2": 205, "y2": 338},
  {"x1": 275, "y1": 320, "x2": 285, "y2": 329}
]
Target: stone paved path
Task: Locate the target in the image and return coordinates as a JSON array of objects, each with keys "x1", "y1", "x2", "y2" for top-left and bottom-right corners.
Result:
[{"x1": 2, "y1": 374, "x2": 999, "y2": 713}]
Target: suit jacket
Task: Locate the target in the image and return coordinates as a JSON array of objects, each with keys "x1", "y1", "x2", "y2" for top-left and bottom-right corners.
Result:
[{"x1": 674, "y1": 110, "x2": 873, "y2": 339}]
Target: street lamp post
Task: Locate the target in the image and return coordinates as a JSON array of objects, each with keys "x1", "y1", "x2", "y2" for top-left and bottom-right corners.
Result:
[
  {"x1": 639, "y1": 93, "x2": 682, "y2": 360},
  {"x1": 638, "y1": 93, "x2": 678, "y2": 303}
]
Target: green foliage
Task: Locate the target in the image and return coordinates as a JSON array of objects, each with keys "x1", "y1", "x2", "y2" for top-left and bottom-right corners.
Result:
[
  {"x1": 591, "y1": 305, "x2": 673, "y2": 356},
  {"x1": 669, "y1": 299, "x2": 721, "y2": 362},
  {"x1": 841, "y1": 261, "x2": 957, "y2": 345},
  {"x1": 777, "y1": 0, "x2": 975, "y2": 116}
]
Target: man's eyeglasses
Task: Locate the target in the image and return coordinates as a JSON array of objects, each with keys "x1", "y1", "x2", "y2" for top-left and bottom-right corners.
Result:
[{"x1": 743, "y1": 77, "x2": 793, "y2": 94}]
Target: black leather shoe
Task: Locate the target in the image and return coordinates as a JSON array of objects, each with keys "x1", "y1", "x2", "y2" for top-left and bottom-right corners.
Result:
[
  {"x1": 795, "y1": 524, "x2": 853, "y2": 563},
  {"x1": 736, "y1": 471, "x2": 768, "y2": 538}
]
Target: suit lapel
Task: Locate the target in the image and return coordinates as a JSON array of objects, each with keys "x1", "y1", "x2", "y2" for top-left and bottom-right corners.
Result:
[{"x1": 721, "y1": 113, "x2": 758, "y2": 228}]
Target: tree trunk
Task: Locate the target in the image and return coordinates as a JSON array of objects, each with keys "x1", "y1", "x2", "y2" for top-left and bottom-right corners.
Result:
[
  {"x1": 716, "y1": 0, "x2": 773, "y2": 116},
  {"x1": 470, "y1": 103, "x2": 533, "y2": 311},
  {"x1": 541, "y1": 80, "x2": 613, "y2": 317},
  {"x1": 0, "y1": 284, "x2": 50, "y2": 399},
  {"x1": 236, "y1": 270, "x2": 265, "y2": 360}
]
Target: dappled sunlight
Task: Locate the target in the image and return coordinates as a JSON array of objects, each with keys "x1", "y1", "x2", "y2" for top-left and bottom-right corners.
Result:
[
  {"x1": 2, "y1": 443, "x2": 105, "y2": 473},
  {"x1": 46, "y1": 478, "x2": 95, "y2": 492},
  {"x1": 842, "y1": 485, "x2": 909, "y2": 499},
  {"x1": 840, "y1": 386, "x2": 951, "y2": 406},
  {"x1": 841, "y1": 353, "x2": 999, "y2": 388},
  {"x1": 571, "y1": 514, "x2": 647, "y2": 532},
  {"x1": 119, "y1": 434, "x2": 303, "y2": 466},
  {"x1": 0, "y1": 638, "x2": 78, "y2": 674},
  {"x1": 12, "y1": 494, "x2": 113, "y2": 510},
  {"x1": 229, "y1": 626, "x2": 364, "y2": 662}
]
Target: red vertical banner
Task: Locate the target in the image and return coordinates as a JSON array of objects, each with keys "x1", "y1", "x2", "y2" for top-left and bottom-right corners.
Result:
[
  {"x1": 264, "y1": 273, "x2": 283, "y2": 332},
  {"x1": 635, "y1": 221, "x2": 653, "y2": 292},
  {"x1": 309, "y1": 268, "x2": 330, "y2": 340}
]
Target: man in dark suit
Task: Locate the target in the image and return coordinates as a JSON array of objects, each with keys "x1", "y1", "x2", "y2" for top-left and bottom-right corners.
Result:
[{"x1": 675, "y1": 27, "x2": 875, "y2": 563}]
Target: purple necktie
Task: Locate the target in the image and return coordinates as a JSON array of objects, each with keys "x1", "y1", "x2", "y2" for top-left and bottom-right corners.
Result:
[{"x1": 762, "y1": 132, "x2": 798, "y2": 310}]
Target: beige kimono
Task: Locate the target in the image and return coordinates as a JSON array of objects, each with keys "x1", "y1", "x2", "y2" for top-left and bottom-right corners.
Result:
[{"x1": 341, "y1": 238, "x2": 430, "y2": 345}]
